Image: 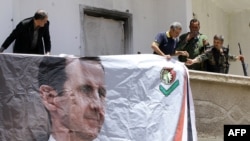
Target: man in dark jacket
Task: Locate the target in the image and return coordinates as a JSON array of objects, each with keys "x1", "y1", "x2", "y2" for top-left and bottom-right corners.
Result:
[{"x1": 0, "y1": 9, "x2": 51, "y2": 55}]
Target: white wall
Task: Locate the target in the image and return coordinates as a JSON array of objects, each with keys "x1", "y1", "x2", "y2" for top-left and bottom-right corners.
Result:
[
  {"x1": 0, "y1": 0, "x2": 13, "y2": 53},
  {"x1": 0, "y1": 0, "x2": 192, "y2": 56},
  {"x1": 192, "y1": 0, "x2": 229, "y2": 45},
  {"x1": 131, "y1": 0, "x2": 192, "y2": 54},
  {"x1": 228, "y1": 10, "x2": 250, "y2": 75}
]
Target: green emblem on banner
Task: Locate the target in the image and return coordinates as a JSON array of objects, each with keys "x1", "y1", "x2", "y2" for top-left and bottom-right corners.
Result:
[{"x1": 159, "y1": 80, "x2": 179, "y2": 96}]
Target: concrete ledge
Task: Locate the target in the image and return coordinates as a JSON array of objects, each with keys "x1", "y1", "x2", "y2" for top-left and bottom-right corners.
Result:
[
  {"x1": 189, "y1": 70, "x2": 250, "y2": 141},
  {"x1": 189, "y1": 70, "x2": 250, "y2": 86}
]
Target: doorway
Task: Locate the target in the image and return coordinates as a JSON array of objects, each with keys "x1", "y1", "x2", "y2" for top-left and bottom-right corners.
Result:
[{"x1": 80, "y1": 5, "x2": 132, "y2": 56}]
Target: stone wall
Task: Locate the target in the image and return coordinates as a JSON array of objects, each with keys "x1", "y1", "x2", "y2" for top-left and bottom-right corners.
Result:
[{"x1": 189, "y1": 70, "x2": 250, "y2": 141}]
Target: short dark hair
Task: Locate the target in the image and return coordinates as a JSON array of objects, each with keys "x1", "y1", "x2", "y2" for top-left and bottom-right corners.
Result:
[
  {"x1": 190, "y1": 18, "x2": 200, "y2": 26},
  {"x1": 34, "y1": 10, "x2": 48, "y2": 20},
  {"x1": 38, "y1": 56, "x2": 67, "y2": 95},
  {"x1": 213, "y1": 34, "x2": 224, "y2": 42},
  {"x1": 80, "y1": 57, "x2": 104, "y2": 71},
  {"x1": 38, "y1": 56, "x2": 103, "y2": 96}
]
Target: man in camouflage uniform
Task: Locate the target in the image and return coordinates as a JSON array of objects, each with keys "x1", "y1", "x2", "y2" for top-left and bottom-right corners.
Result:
[
  {"x1": 175, "y1": 19, "x2": 209, "y2": 70},
  {"x1": 185, "y1": 34, "x2": 244, "y2": 74}
]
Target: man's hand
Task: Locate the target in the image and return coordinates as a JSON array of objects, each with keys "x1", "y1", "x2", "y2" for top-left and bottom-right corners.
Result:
[
  {"x1": 164, "y1": 55, "x2": 172, "y2": 60},
  {"x1": 202, "y1": 39, "x2": 209, "y2": 47},
  {"x1": 186, "y1": 32, "x2": 198, "y2": 42},
  {"x1": 176, "y1": 51, "x2": 189, "y2": 57},
  {"x1": 185, "y1": 59, "x2": 194, "y2": 66},
  {"x1": 238, "y1": 55, "x2": 244, "y2": 61}
]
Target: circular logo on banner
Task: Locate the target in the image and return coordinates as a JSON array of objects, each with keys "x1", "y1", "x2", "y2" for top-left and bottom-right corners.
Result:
[{"x1": 160, "y1": 67, "x2": 176, "y2": 85}]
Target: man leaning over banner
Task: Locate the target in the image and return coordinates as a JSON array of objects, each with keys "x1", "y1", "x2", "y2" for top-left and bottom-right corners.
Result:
[
  {"x1": 0, "y1": 9, "x2": 51, "y2": 55},
  {"x1": 151, "y1": 22, "x2": 189, "y2": 60},
  {"x1": 38, "y1": 56, "x2": 106, "y2": 141}
]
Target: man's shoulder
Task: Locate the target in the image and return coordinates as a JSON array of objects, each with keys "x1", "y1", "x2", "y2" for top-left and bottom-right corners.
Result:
[
  {"x1": 157, "y1": 32, "x2": 166, "y2": 36},
  {"x1": 179, "y1": 32, "x2": 189, "y2": 40},
  {"x1": 180, "y1": 32, "x2": 189, "y2": 37},
  {"x1": 199, "y1": 33, "x2": 207, "y2": 39},
  {"x1": 155, "y1": 32, "x2": 167, "y2": 39},
  {"x1": 222, "y1": 46, "x2": 229, "y2": 54},
  {"x1": 205, "y1": 46, "x2": 213, "y2": 52},
  {"x1": 20, "y1": 17, "x2": 33, "y2": 26}
]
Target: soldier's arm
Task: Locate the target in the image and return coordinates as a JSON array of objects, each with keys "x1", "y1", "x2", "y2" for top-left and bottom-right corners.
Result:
[
  {"x1": 186, "y1": 52, "x2": 209, "y2": 65},
  {"x1": 228, "y1": 54, "x2": 238, "y2": 62},
  {"x1": 228, "y1": 54, "x2": 244, "y2": 62}
]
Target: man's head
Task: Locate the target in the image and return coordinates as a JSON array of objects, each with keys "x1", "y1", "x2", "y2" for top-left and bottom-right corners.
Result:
[
  {"x1": 189, "y1": 19, "x2": 200, "y2": 35},
  {"x1": 34, "y1": 9, "x2": 48, "y2": 27},
  {"x1": 169, "y1": 22, "x2": 182, "y2": 38},
  {"x1": 38, "y1": 56, "x2": 106, "y2": 141},
  {"x1": 213, "y1": 34, "x2": 224, "y2": 49}
]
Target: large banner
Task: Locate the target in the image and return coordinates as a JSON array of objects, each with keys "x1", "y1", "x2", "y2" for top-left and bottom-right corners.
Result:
[{"x1": 0, "y1": 53, "x2": 197, "y2": 141}]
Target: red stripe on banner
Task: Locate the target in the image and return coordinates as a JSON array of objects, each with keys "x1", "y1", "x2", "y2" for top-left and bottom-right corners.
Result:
[{"x1": 174, "y1": 75, "x2": 187, "y2": 141}]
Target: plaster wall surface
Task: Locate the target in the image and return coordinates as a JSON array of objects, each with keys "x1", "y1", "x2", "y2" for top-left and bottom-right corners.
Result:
[{"x1": 0, "y1": 0, "x2": 192, "y2": 56}]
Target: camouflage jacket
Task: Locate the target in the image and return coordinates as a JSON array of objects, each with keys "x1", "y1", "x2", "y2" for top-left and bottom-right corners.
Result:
[
  {"x1": 176, "y1": 32, "x2": 208, "y2": 70},
  {"x1": 197, "y1": 47, "x2": 237, "y2": 73}
]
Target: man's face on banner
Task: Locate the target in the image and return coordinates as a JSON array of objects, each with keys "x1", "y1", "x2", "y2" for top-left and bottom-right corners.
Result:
[{"x1": 55, "y1": 59, "x2": 106, "y2": 140}]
